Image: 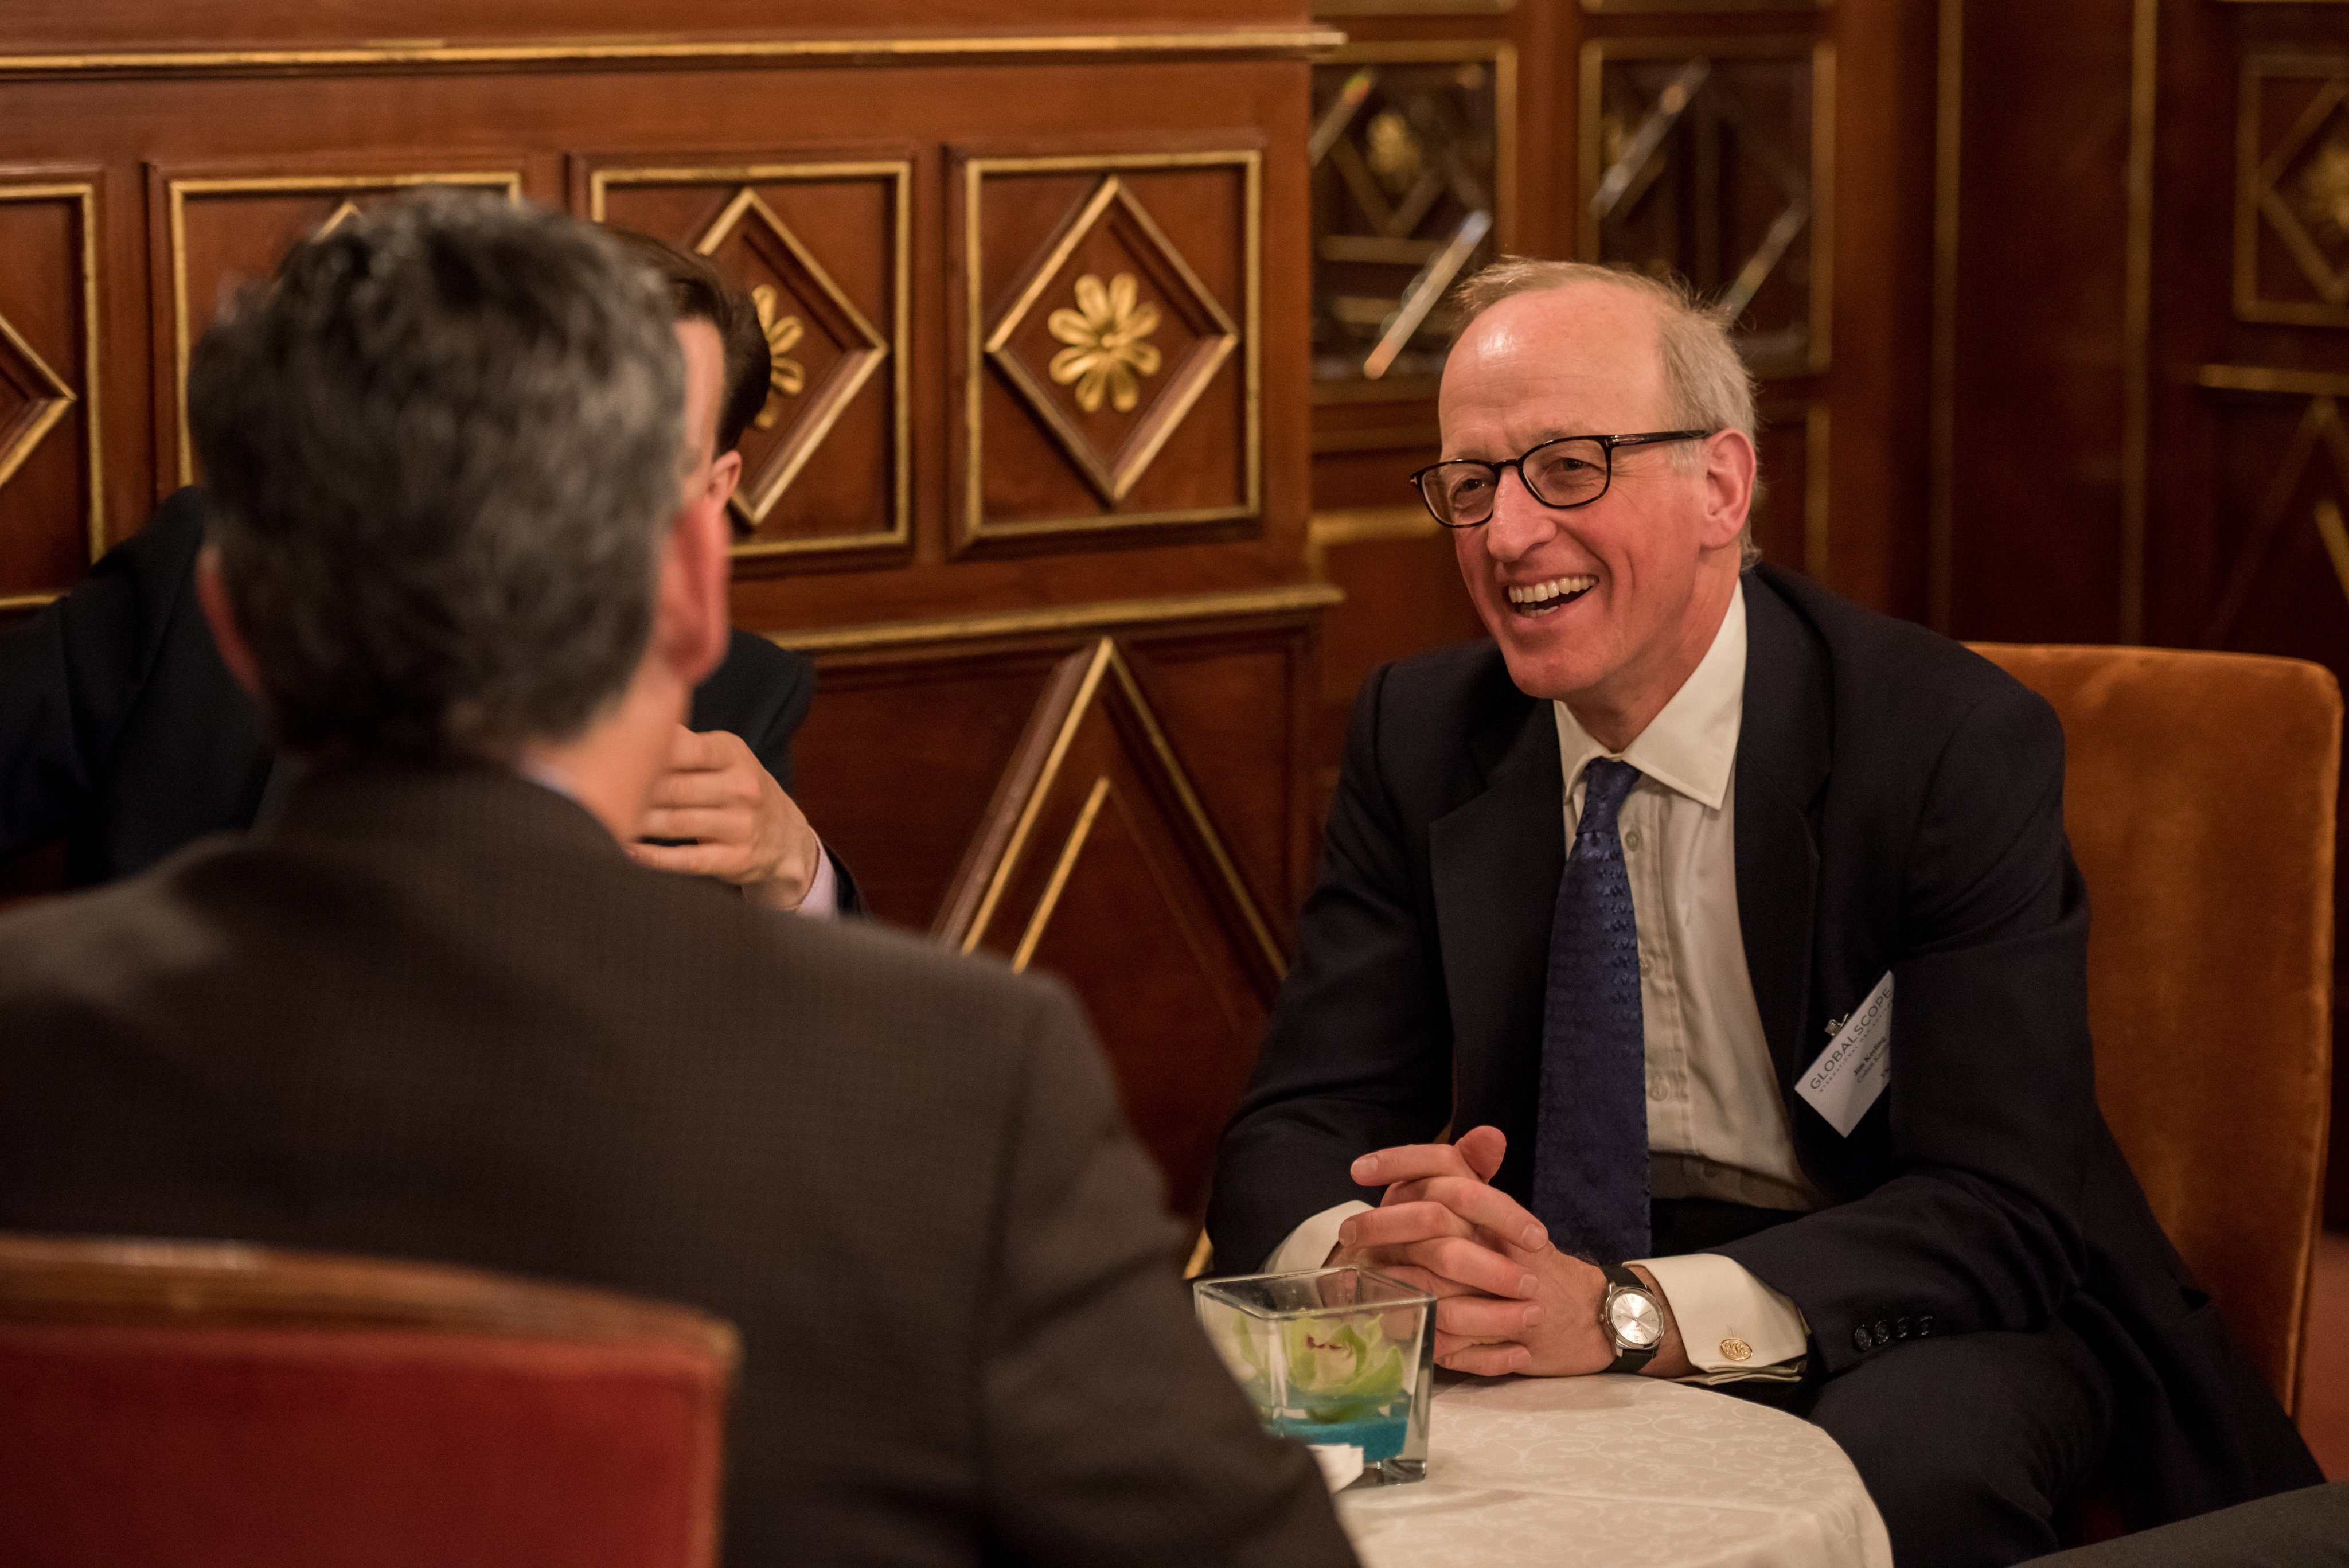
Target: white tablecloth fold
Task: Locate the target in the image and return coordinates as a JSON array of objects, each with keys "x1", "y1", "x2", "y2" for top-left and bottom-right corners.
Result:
[{"x1": 1336, "y1": 1371, "x2": 1893, "y2": 1568}]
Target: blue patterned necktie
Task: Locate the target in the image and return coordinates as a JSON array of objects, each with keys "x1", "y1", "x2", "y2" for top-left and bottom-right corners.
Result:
[{"x1": 1531, "y1": 756, "x2": 1650, "y2": 1263}]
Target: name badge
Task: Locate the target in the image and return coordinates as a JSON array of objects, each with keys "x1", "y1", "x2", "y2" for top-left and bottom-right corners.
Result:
[{"x1": 1797, "y1": 972, "x2": 1893, "y2": 1137}]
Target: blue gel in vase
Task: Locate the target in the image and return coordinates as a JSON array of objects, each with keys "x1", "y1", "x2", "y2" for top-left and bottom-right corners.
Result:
[{"x1": 1274, "y1": 1411, "x2": 1410, "y2": 1462}]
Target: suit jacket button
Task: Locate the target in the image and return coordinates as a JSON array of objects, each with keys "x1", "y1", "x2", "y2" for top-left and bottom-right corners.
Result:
[
  {"x1": 1893, "y1": 1317, "x2": 1911, "y2": 1340},
  {"x1": 1871, "y1": 1322, "x2": 1890, "y2": 1347},
  {"x1": 1852, "y1": 1325, "x2": 1872, "y2": 1353},
  {"x1": 1918, "y1": 1315, "x2": 1934, "y2": 1337}
]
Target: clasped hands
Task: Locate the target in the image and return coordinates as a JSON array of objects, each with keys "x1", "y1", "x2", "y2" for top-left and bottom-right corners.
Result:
[
  {"x1": 1326, "y1": 1125, "x2": 1689, "y2": 1379},
  {"x1": 627, "y1": 726, "x2": 824, "y2": 910}
]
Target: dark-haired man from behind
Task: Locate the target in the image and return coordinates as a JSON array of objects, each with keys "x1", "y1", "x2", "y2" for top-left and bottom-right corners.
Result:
[
  {"x1": 0, "y1": 231, "x2": 852, "y2": 914},
  {"x1": 0, "y1": 193, "x2": 1355, "y2": 1568}
]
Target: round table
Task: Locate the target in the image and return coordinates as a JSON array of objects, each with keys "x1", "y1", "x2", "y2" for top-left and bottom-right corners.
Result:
[{"x1": 1335, "y1": 1372, "x2": 1892, "y2": 1568}]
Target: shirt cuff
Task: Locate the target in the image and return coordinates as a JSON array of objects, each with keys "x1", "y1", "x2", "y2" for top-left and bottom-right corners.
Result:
[
  {"x1": 790, "y1": 844, "x2": 840, "y2": 918},
  {"x1": 1633, "y1": 1252, "x2": 1809, "y2": 1384},
  {"x1": 1265, "y1": 1201, "x2": 1374, "y2": 1274}
]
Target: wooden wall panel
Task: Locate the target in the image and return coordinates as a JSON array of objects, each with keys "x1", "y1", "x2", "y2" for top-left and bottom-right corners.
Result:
[
  {"x1": 786, "y1": 607, "x2": 1324, "y2": 936},
  {"x1": 0, "y1": 32, "x2": 1331, "y2": 628},
  {"x1": 584, "y1": 156, "x2": 912, "y2": 557},
  {"x1": 936, "y1": 638, "x2": 1285, "y2": 1228},
  {"x1": 151, "y1": 166, "x2": 526, "y2": 495},
  {"x1": 782, "y1": 648, "x2": 1070, "y2": 930},
  {"x1": 0, "y1": 175, "x2": 100, "y2": 607},
  {"x1": 955, "y1": 151, "x2": 1261, "y2": 545},
  {"x1": 1121, "y1": 627, "x2": 1314, "y2": 915}
]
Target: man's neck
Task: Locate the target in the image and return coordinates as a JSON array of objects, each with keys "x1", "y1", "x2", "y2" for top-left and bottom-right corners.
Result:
[
  {"x1": 1560, "y1": 563, "x2": 1739, "y2": 754},
  {"x1": 515, "y1": 669, "x2": 686, "y2": 845}
]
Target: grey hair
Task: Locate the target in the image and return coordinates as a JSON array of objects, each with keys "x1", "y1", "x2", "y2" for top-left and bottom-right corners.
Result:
[
  {"x1": 190, "y1": 189, "x2": 686, "y2": 765},
  {"x1": 1449, "y1": 257, "x2": 1761, "y2": 566}
]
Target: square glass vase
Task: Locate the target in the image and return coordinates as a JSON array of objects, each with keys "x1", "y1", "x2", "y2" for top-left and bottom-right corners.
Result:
[{"x1": 1193, "y1": 1266, "x2": 1437, "y2": 1487}]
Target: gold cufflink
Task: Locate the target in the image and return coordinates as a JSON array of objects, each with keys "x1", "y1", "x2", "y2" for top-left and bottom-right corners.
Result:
[{"x1": 1720, "y1": 1337, "x2": 1753, "y2": 1363}]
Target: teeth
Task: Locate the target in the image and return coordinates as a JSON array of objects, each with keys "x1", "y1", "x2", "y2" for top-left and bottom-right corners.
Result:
[{"x1": 1507, "y1": 575, "x2": 1598, "y2": 606}]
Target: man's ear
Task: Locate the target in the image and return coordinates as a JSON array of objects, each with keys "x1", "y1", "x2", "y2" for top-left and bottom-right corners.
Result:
[
  {"x1": 710, "y1": 448, "x2": 744, "y2": 510},
  {"x1": 193, "y1": 545, "x2": 267, "y2": 702},
  {"x1": 1700, "y1": 430, "x2": 1758, "y2": 551},
  {"x1": 650, "y1": 498, "x2": 732, "y2": 689}
]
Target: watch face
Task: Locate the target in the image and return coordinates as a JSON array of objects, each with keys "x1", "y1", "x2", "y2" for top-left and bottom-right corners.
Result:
[{"x1": 1607, "y1": 1288, "x2": 1663, "y2": 1348}]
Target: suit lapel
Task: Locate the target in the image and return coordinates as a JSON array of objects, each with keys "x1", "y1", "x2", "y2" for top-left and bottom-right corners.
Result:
[
  {"x1": 1429, "y1": 689, "x2": 1563, "y2": 1200},
  {"x1": 1735, "y1": 568, "x2": 1832, "y2": 1090}
]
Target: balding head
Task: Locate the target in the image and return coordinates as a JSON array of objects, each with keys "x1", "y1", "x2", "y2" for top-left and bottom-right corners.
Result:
[{"x1": 1430, "y1": 260, "x2": 1758, "y2": 747}]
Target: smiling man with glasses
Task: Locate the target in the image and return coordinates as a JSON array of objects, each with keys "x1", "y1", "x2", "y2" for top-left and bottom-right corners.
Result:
[{"x1": 1207, "y1": 258, "x2": 2319, "y2": 1566}]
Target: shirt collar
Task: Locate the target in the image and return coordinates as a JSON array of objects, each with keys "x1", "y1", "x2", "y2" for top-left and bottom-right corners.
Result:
[{"x1": 1551, "y1": 577, "x2": 1747, "y2": 812}]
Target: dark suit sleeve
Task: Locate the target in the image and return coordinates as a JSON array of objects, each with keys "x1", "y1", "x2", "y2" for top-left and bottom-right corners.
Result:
[
  {"x1": 1206, "y1": 664, "x2": 1455, "y2": 1272},
  {"x1": 978, "y1": 975, "x2": 1356, "y2": 1568},
  {"x1": 689, "y1": 630, "x2": 813, "y2": 794},
  {"x1": 1722, "y1": 683, "x2": 2098, "y2": 1376},
  {"x1": 688, "y1": 631, "x2": 864, "y2": 916},
  {"x1": 0, "y1": 492, "x2": 210, "y2": 862}
]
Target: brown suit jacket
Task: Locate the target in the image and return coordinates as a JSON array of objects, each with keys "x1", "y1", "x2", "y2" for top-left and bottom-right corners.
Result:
[{"x1": 0, "y1": 766, "x2": 1353, "y2": 1568}]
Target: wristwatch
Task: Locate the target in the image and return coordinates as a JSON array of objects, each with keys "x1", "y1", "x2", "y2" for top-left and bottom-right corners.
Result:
[{"x1": 1597, "y1": 1263, "x2": 1664, "y2": 1374}]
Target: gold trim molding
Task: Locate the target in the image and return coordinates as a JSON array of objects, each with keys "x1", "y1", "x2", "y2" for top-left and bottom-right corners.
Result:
[
  {"x1": 950, "y1": 637, "x2": 1286, "y2": 983},
  {"x1": 166, "y1": 171, "x2": 524, "y2": 487},
  {"x1": 0, "y1": 178, "x2": 103, "y2": 613},
  {"x1": 1578, "y1": 36, "x2": 1836, "y2": 380},
  {"x1": 961, "y1": 150, "x2": 1262, "y2": 546},
  {"x1": 2120, "y1": 0, "x2": 2157, "y2": 641},
  {"x1": 1321, "y1": 39, "x2": 1520, "y2": 257},
  {"x1": 1308, "y1": 504, "x2": 1441, "y2": 549},
  {"x1": 1318, "y1": 1, "x2": 1512, "y2": 15},
  {"x1": 2234, "y1": 57, "x2": 2349, "y2": 330},
  {"x1": 2199, "y1": 364, "x2": 2349, "y2": 397},
  {"x1": 0, "y1": 29, "x2": 1349, "y2": 78},
  {"x1": 588, "y1": 159, "x2": 912, "y2": 558},
  {"x1": 762, "y1": 580, "x2": 1343, "y2": 654}
]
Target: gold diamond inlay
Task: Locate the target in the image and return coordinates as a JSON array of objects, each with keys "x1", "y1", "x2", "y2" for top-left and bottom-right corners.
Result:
[
  {"x1": 696, "y1": 186, "x2": 887, "y2": 526},
  {"x1": 985, "y1": 176, "x2": 1239, "y2": 506},
  {"x1": 0, "y1": 308, "x2": 76, "y2": 495}
]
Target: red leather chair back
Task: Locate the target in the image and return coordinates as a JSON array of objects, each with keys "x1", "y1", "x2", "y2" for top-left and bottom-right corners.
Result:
[{"x1": 0, "y1": 1235, "x2": 738, "y2": 1568}]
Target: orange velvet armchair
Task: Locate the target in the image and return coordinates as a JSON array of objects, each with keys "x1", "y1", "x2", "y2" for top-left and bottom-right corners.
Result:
[
  {"x1": 1971, "y1": 645, "x2": 2340, "y2": 1416},
  {"x1": 0, "y1": 1235, "x2": 738, "y2": 1568}
]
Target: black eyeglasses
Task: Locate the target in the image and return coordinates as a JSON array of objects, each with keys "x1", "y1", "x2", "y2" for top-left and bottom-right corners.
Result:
[{"x1": 1408, "y1": 430, "x2": 1714, "y2": 528}]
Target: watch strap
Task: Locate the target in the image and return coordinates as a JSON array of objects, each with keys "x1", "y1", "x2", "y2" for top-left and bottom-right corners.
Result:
[{"x1": 1599, "y1": 1263, "x2": 1659, "y2": 1374}]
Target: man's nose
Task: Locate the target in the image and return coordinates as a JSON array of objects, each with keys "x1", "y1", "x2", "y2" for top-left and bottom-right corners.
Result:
[{"x1": 1482, "y1": 469, "x2": 1555, "y2": 562}]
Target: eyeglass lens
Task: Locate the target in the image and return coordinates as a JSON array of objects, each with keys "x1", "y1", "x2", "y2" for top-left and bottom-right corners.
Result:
[{"x1": 1421, "y1": 438, "x2": 1610, "y2": 526}]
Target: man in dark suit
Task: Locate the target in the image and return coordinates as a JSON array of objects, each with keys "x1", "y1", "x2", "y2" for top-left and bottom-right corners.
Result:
[
  {"x1": 1207, "y1": 260, "x2": 2320, "y2": 1565},
  {"x1": 0, "y1": 233, "x2": 854, "y2": 914},
  {"x1": 0, "y1": 193, "x2": 1353, "y2": 1568}
]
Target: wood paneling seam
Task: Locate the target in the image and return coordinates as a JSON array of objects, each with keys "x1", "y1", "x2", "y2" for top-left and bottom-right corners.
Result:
[
  {"x1": 0, "y1": 30, "x2": 1351, "y2": 78},
  {"x1": 762, "y1": 582, "x2": 1343, "y2": 653},
  {"x1": 2118, "y1": 0, "x2": 2157, "y2": 642}
]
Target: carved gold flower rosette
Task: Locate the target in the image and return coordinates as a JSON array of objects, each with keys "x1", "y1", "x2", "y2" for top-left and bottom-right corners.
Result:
[{"x1": 962, "y1": 150, "x2": 1261, "y2": 545}]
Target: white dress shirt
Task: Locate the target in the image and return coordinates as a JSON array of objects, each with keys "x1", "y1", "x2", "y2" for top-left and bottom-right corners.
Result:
[
  {"x1": 794, "y1": 845, "x2": 840, "y2": 917},
  {"x1": 1267, "y1": 581, "x2": 1813, "y2": 1382}
]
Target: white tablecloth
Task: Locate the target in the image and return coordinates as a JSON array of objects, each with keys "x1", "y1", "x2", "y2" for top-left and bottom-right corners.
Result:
[{"x1": 1336, "y1": 1372, "x2": 1892, "y2": 1568}]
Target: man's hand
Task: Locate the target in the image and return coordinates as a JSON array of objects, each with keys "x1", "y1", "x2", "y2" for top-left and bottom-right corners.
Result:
[
  {"x1": 1329, "y1": 1125, "x2": 1690, "y2": 1379},
  {"x1": 628, "y1": 727, "x2": 822, "y2": 909}
]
